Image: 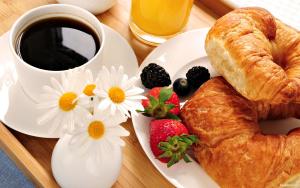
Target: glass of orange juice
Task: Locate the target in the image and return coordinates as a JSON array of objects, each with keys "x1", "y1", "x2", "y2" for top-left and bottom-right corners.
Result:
[{"x1": 130, "y1": 0, "x2": 194, "y2": 46}]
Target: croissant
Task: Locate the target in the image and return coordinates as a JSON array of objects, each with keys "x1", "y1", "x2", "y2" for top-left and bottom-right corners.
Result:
[
  {"x1": 205, "y1": 7, "x2": 300, "y2": 104},
  {"x1": 181, "y1": 77, "x2": 300, "y2": 188}
]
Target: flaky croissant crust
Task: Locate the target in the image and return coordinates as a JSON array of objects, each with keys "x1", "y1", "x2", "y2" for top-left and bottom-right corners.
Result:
[
  {"x1": 181, "y1": 77, "x2": 300, "y2": 188},
  {"x1": 205, "y1": 7, "x2": 300, "y2": 104}
]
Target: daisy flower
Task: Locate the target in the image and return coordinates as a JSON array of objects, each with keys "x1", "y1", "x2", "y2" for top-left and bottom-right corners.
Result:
[
  {"x1": 37, "y1": 69, "x2": 90, "y2": 135},
  {"x1": 94, "y1": 66, "x2": 146, "y2": 117},
  {"x1": 73, "y1": 69, "x2": 101, "y2": 110},
  {"x1": 68, "y1": 108, "x2": 129, "y2": 166}
]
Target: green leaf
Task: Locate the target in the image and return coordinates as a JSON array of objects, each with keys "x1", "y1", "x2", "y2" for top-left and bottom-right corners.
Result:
[
  {"x1": 182, "y1": 137, "x2": 193, "y2": 145},
  {"x1": 159, "y1": 151, "x2": 173, "y2": 158},
  {"x1": 136, "y1": 109, "x2": 145, "y2": 113},
  {"x1": 168, "y1": 136, "x2": 175, "y2": 145},
  {"x1": 149, "y1": 96, "x2": 159, "y2": 107},
  {"x1": 165, "y1": 104, "x2": 175, "y2": 111},
  {"x1": 167, "y1": 113, "x2": 181, "y2": 121},
  {"x1": 141, "y1": 113, "x2": 151, "y2": 117},
  {"x1": 167, "y1": 155, "x2": 177, "y2": 168},
  {"x1": 187, "y1": 135, "x2": 198, "y2": 143},
  {"x1": 158, "y1": 142, "x2": 171, "y2": 150},
  {"x1": 183, "y1": 154, "x2": 192, "y2": 163},
  {"x1": 159, "y1": 87, "x2": 173, "y2": 103},
  {"x1": 160, "y1": 134, "x2": 199, "y2": 168},
  {"x1": 159, "y1": 146, "x2": 168, "y2": 151}
]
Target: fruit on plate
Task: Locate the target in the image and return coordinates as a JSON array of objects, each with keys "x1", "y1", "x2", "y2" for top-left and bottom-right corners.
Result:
[
  {"x1": 139, "y1": 87, "x2": 180, "y2": 119},
  {"x1": 150, "y1": 119, "x2": 197, "y2": 167},
  {"x1": 186, "y1": 66, "x2": 210, "y2": 90},
  {"x1": 140, "y1": 63, "x2": 171, "y2": 89},
  {"x1": 172, "y1": 78, "x2": 191, "y2": 97}
]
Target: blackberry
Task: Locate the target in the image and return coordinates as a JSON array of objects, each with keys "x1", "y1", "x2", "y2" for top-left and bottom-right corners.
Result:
[
  {"x1": 186, "y1": 66, "x2": 210, "y2": 89},
  {"x1": 140, "y1": 63, "x2": 171, "y2": 89}
]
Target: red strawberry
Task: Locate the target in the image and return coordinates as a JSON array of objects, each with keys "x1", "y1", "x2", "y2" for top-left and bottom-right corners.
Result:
[
  {"x1": 140, "y1": 87, "x2": 180, "y2": 119},
  {"x1": 150, "y1": 119, "x2": 198, "y2": 167}
]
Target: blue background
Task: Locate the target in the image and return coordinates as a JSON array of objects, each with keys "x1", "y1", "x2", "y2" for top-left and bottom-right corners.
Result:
[{"x1": 0, "y1": 149, "x2": 34, "y2": 188}]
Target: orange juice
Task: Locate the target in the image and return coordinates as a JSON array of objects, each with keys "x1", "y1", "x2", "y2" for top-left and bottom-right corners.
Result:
[{"x1": 130, "y1": 0, "x2": 194, "y2": 45}]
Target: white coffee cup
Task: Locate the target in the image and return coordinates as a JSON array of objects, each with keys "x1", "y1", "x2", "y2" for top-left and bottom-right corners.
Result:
[{"x1": 9, "y1": 4, "x2": 105, "y2": 102}]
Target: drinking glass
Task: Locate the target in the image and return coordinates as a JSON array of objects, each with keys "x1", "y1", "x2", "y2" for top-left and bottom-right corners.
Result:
[{"x1": 130, "y1": 0, "x2": 194, "y2": 46}]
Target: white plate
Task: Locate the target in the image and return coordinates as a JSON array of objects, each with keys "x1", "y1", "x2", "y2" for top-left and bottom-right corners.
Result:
[
  {"x1": 131, "y1": 28, "x2": 300, "y2": 188},
  {"x1": 132, "y1": 28, "x2": 219, "y2": 188},
  {"x1": 0, "y1": 24, "x2": 138, "y2": 138}
]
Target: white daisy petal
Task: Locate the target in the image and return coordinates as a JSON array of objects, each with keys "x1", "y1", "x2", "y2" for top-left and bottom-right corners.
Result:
[
  {"x1": 61, "y1": 113, "x2": 72, "y2": 133},
  {"x1": 109, "y1": 136, "x2": 126, "y2": 147},
  {"x1": 110, "y1": 104, "x2": 117, "y2": 115},
  {"x1": 37, "y1": 108, "x2": 59, "y2": 125},
  {"x1": 95, "y1": 72, "x2": 101, "y2": 83},
  {"x1": 40, "y1": 93, "x2": 58, "y2": 101},
  {"x1": 118, "y1": 66, "x2": 124, "y2": 75},
  {"x1": 86, "y1": 69, "x2": 93, "y2": 83},
  {"x1": 115, "y1": 66, "x2": 124, "y2": 85},
  {"x1": 93, "y1": 105, "x2": 109, "y2": 119},
  {"x1": 69, "y1": 130, "x2": 87, "y2": 145},
  {"x1": 95, "y1": 113, "x2": 110, "y2": 124},
  {"x1": 120, "y1": 74, "x2": 129, "y2": 88},
  {"x1": 77, "y1": 95, "x2": 91, "y2": 107},
  {"x1": 36, "y1": 100, "x2": 58, "y2": 109},
  {"x1": 74, "y1": 107, "x2": 90, "y2": 125},
  {"x1": 125, "y1": 87, "x2": 144, "y2": 96},
  {"x1": 37, "y1": 68, "x2": 101, "y2": 134},
  {"x1": 61, "y1": 72, "x2": 68, "y2": 90},
  {"x1": 122, "y1": 77, "x2": 138, "y2": 90},
  {"x1": 110, "y1": 66, "x2": 117, "y2": 86},
  {"x1": 50, "y1": 77, "x2": 64, "y2": 93},
  {"x1": 48, "y1": 113, "x2": 63, "y2": 135},
  {"x1": 98, "y1": 98, "x2": 111, "y2": 110},
  {"x1": 71, "y1": 136, "x2": 91, "y2": 155},
  {"x1": 94, "y1": 88, "x2": 108, "y2": 98},
  {"x1": 68, "y1": 113, "x2": 76, "y2": 131},
  {"x1": 100, "y1": 66, "x2": 111, "y2": 90},
  {"x1": 107, "y1": 126, "x2": 130, "y2": 137},
  {"x1": 99, "y1": 76, "x2": 110, "y2": 91},
  {"x1": 124, "y1": 100, "x2": 144, "y2": 110},
  {"x1": 126, "y1": 95, "x2": 147, "y2": 100},
  {"x1": 42, "y1": 85, "x2": 61, "y2": 96},
  {"x1": 103, "y1": 114, "x2": 126, "y2": 127},
  {"x1": 117, "y1": 105, "x2": 131, "y2": 118},
  {"x1": 130, "y1": 110, "x2": 138, "y2": 116}
]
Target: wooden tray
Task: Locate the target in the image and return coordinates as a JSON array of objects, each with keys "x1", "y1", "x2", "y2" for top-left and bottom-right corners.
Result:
[{"x1": 0, "y1": 0, "x2": 229, "y2": 187}]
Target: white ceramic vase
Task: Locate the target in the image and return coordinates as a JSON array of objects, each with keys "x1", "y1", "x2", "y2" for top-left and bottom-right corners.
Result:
[{"x1": 51, "y1": 134, "x2": 122, "y2": 188}]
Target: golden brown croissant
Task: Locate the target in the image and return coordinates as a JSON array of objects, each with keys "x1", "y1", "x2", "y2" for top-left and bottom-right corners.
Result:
[
  {"x1": 181, "y1": 77, "x2": 300, "y2": 188},
  {"x1": 205, "y1": 7, "x2": 300, "y2": 104}
]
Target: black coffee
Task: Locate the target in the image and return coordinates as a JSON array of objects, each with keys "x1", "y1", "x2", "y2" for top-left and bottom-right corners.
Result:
[{"x1": 16, "y1": 17, "x2": 100, "y2": 71}]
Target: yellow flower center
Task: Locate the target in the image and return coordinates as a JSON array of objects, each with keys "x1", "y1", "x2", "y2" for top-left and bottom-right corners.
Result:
[
  {"x1": 83, "y1": 84, "x2": 96, "y2": 96},
  {"x1": 108, "y1": 87, "x2": 125, "y2": 104},
  {"x1": 59, "y1": 92, "x2": 77, "y2": 111},
  {"x1": 88, "y1": 121, "x2": 105, "y2": 139}
]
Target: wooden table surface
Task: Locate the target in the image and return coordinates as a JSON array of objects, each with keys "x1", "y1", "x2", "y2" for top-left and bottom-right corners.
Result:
[{"x1": 0, "y1": 0, "x2": 230, "y2": 187}]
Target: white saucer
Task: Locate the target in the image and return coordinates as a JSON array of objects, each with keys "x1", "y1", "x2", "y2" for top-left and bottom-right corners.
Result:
[
  {"x1": 131, "y1": 28, "x2": 300, "y2": 188},
  {"x1": 0, "y1": 24, "x2": 138, "y2": 138}
]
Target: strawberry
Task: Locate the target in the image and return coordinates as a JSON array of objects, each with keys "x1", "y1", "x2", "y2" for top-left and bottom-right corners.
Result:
[
  {"x1": 150, "y1": 119, "x2": 198, "y2": 167},
  {"x1": 139, "y1": 87, "x2": 180, "y2": 119}
]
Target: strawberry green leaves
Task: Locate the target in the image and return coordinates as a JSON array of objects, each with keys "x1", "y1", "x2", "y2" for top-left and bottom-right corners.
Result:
[
  {"x1": 138, "y1": 87, "x2": 180, "y2": 120},
  {"x1": 159, "y1": 87, "x2": 173, "y2": 103},
  {"x1": 158, "y1": 134, "x2": 198, "y2": 167}
]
